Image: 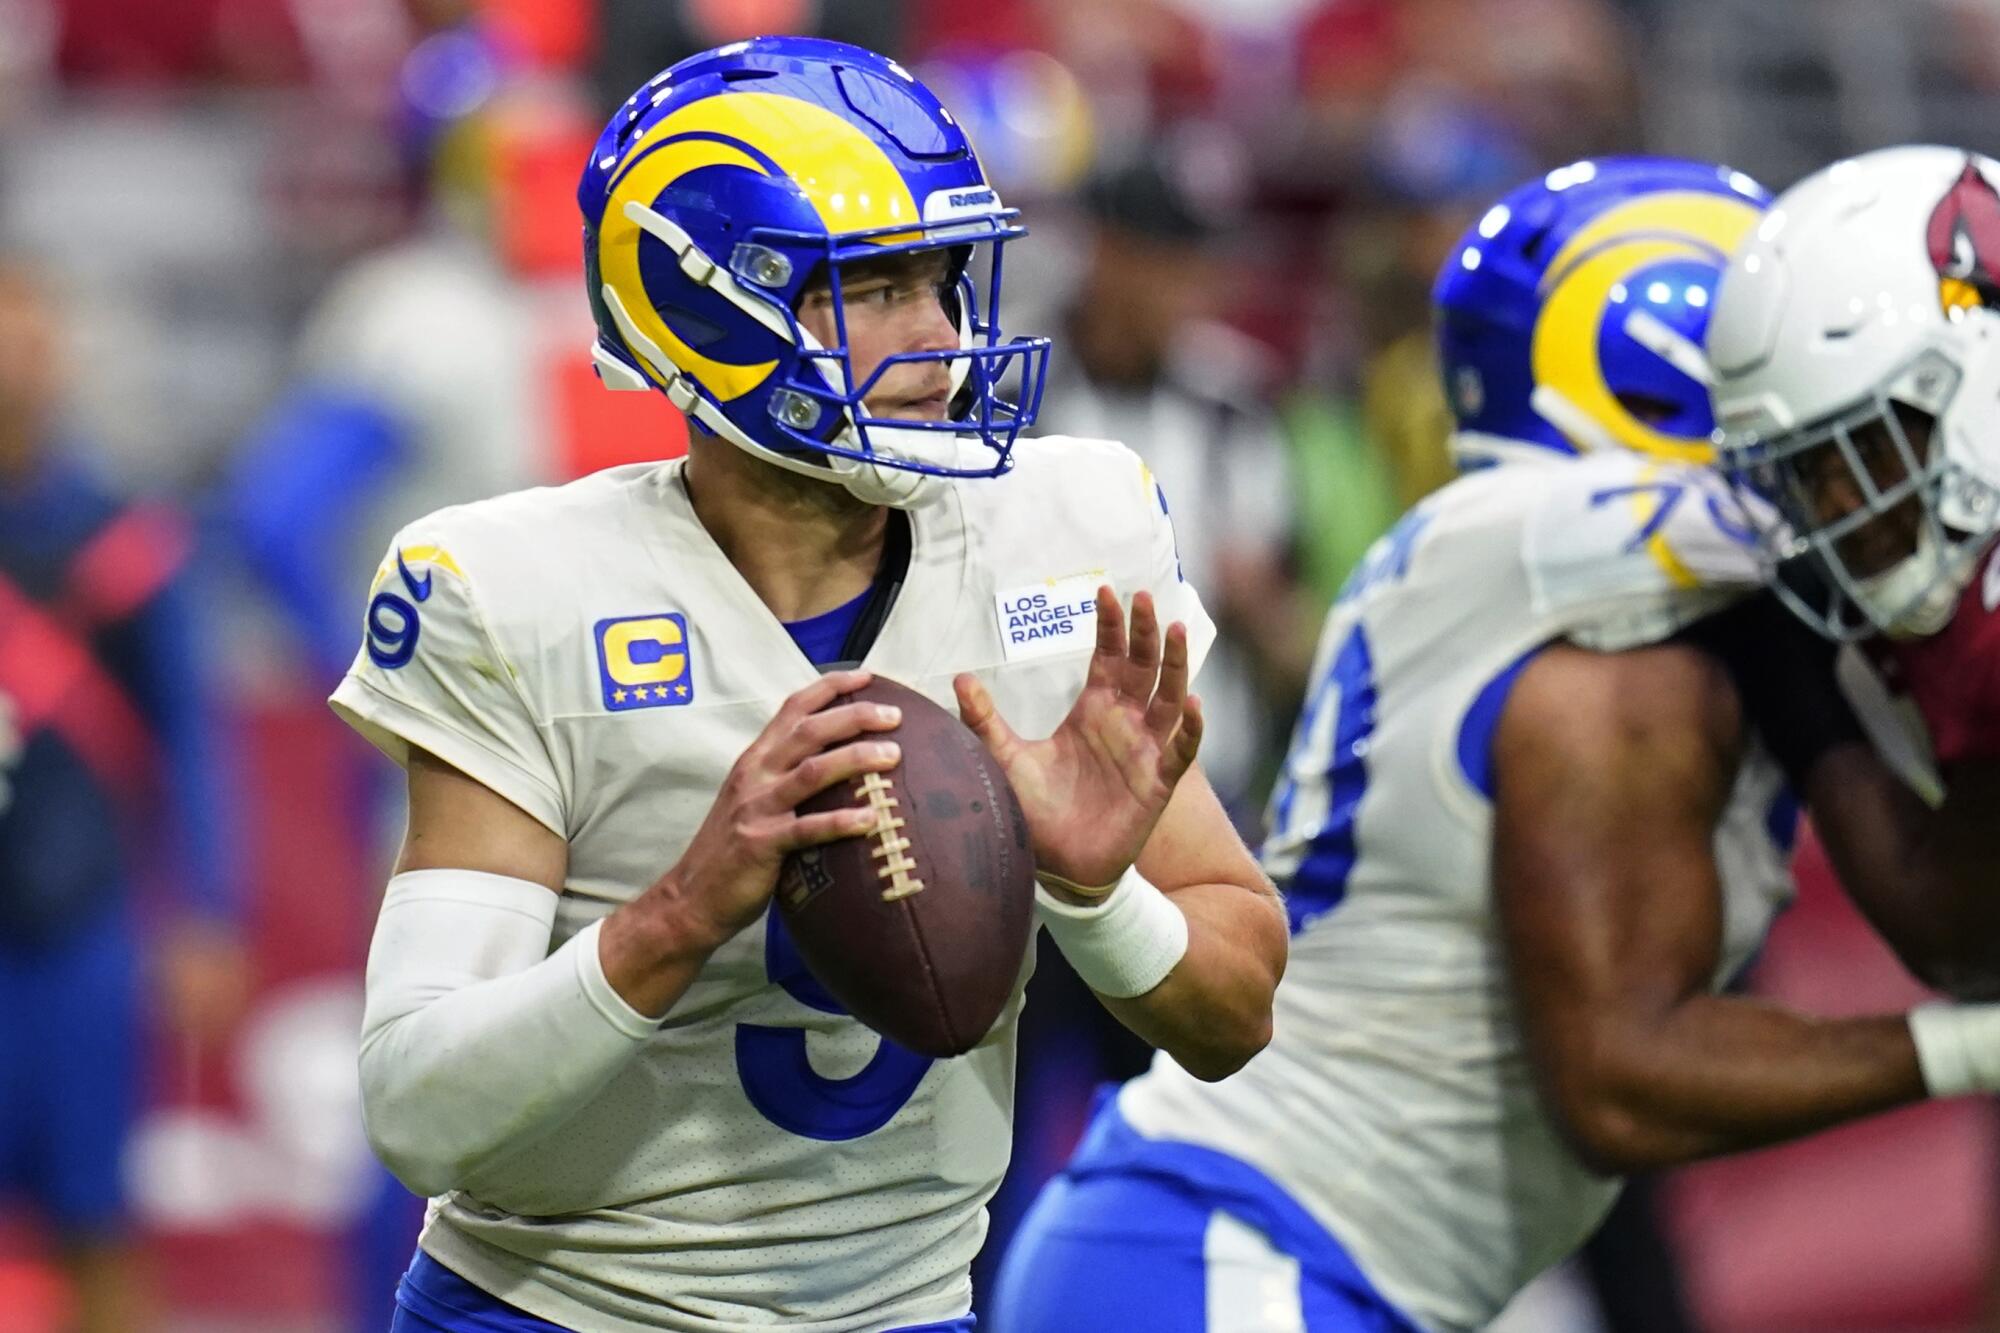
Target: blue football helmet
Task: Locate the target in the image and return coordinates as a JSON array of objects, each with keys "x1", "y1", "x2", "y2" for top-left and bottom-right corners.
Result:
[
  {"x1": 578, "y1": 36, "x2": 1051, "y2": 507},
  {"x1": 1433, "y1": 156, "x2": 1771, "y2": 470}
]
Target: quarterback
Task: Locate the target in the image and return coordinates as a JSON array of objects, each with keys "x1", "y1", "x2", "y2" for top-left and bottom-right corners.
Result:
[
  {"x1": 329, "y1": 37, "x2": 1284, "y2": 1333},
  {"x1": 997, "y1": 157, "x2": 2000, "y2": 1333}
]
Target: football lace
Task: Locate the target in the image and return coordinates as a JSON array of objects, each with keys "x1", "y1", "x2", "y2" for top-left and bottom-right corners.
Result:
[{"x1": 856, "y1": 771, "x2": 925, "y2": 901}]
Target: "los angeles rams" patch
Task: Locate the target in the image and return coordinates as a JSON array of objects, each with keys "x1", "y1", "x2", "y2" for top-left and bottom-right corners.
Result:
[{"x1": 994, "y1": 573, "x2": 1102, "y2": 662}]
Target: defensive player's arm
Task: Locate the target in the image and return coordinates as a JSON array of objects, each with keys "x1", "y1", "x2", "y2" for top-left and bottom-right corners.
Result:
[
  {"x1": 1098, "y1": 765, "x2": 1287, "y2": 1081},
  {"x1": 1797, "y1": 749, "x2": 2000, "y2": 999},
  {"x1": 1494, "y1": 642, "x2": 1926, "y2": 1176},
  {"x1": 1681, "y1": 591, "x2": 2000, "y2": 999}
]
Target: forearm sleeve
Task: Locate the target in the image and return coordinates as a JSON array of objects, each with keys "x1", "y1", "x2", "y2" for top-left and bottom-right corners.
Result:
[{"x1": 358, "y1": 869, "x2": 658, "y2": 1196}]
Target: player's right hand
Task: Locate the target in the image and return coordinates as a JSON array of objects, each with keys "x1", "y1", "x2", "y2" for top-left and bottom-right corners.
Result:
[
  {"x1": 955, "y1": 587, "x2": 1202, "y2": 892},
  {"x1": 655, "y1": 669, "x2": 903, "y2": 953}
]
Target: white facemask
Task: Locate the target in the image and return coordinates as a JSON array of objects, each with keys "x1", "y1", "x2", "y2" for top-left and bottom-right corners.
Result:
[{"x1": 1855, "y1": 522, "x2": 1973, "y2": 638}]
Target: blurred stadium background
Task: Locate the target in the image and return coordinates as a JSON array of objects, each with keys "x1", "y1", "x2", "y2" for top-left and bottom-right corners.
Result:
[{"x1": 0, "y1": 0, "x2": 1995, "y2": 1329}]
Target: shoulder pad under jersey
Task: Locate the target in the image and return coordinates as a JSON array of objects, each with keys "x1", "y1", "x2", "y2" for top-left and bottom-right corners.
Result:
[{"x1": 1524, "y1": 456, "x2": 1769, "y2": 651}]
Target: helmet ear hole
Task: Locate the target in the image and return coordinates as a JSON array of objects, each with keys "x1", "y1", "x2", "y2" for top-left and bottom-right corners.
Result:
[
  {"x1": 661, "y1": 305, "x2": 728, "y2": 349},
  {"x1": 1614, "y1": 390, "x2": 1683, "y2": 426}
]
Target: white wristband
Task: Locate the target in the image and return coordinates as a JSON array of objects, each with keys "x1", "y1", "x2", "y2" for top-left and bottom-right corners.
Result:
[
  {"x1": 1908, "y1": 1002, "x2": 2000, "y2": 1097},
  {"x1": 1035, "y1": 866, "x2": 1189, "y2": 999}
]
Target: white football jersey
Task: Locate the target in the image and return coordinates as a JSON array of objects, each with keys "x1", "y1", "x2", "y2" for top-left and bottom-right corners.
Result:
[
  {"x1": 329, "y1": 436, "x2": 1212, "y2": 1333},
  {"x1": 1118, "y1": 451, "x2": 1794, "y2": 1333}
]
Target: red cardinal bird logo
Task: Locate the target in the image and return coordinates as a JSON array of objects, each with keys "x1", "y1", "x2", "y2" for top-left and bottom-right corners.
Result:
[{"x1": 1927, "y1": 159, "x2": 2000, "y2": 314}]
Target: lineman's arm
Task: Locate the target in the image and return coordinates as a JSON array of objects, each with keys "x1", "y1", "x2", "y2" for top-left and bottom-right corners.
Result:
[
  {"x1": 1494, "y1": 642, "x2": 1925, "y2": 1177},
  {"x1": 1097, "y1": 764, "x2": 1287, "y2": 1081}
]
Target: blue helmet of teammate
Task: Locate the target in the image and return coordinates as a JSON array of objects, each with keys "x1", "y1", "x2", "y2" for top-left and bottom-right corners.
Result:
[
  {"x1": 578, "y1": 36, "x2": 1052, "y2": 507},
  {"x1": 1434, "y1": 156, "x2": 1771, "y2": 471}
]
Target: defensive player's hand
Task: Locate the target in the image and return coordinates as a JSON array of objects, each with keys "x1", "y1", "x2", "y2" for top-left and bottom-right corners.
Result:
[
  {"x1": 954, "y1": 587, "x2": 1202, "y2": 890},
  {"x1": 657, "y1": 669, "x2": 903, "y2": 952}
]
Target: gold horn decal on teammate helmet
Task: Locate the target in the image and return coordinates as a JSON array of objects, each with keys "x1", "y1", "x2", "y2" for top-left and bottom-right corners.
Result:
[{"x1": 1530, "y1": 191, "x2": 1762, "y2": 463}]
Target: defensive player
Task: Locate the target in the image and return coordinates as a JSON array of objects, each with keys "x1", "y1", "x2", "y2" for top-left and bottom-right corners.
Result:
[
  {"x1": 1705, "y1": 144, "x2": 2000, "y2": 1019},
  {"x1": 329, "y1": 37, "x2": 1286, "y2": 1333},
  {"x1": 996, "y1": 157, "x2": 2000, "y2": 1333}
]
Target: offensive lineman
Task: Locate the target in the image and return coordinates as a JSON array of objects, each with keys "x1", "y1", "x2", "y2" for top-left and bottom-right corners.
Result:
[
  {"x1": 329, "y1": 37, "x2": 1285, "y2": 1333},
  {"x1": 996, "y1": 157, "x2": 2000, "y2": 1332}
]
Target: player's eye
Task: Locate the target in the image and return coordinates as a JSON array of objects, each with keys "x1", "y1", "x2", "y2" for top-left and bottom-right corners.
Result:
[
  {"x1": 843, "y1": 282, "x2": 897, "y2": 307},
  {"x1": 1794, "y1": 446, "x2": 1850, "y2": 504},
  {"x1": 1846, "y1": 425, "x2": 1913, "y2": 493}
]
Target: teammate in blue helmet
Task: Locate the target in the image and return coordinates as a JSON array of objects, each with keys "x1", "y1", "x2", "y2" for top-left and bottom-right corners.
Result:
[
  {"x1": 577, "y1": 37, "x2": 1051, "y2": 508},
  {"x1": 1434, "y1": 156, "x2": 1769, "y2": 469},
  {"x1": 996, "y1": 157, "x2": 2000, "y2": 1332},
  {"x1": 331, "y1": 36, "x2": 1286, "y2": 1332}
]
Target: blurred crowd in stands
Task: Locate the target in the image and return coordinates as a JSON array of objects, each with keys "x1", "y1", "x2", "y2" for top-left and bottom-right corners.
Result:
[{"x1": 3, "y1": 0, "x2": 1999, "y2": 1329}]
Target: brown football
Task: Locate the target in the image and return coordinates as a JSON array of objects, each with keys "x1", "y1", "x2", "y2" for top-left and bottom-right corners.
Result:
[{"x1": 777, "y1": 675, "x2": 1037, "y2": 1058}]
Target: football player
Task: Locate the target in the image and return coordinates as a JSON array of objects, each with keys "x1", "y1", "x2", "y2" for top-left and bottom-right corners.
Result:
[
  {"x1": 995, "y1": 156, "x2": 2000, "y2": 1333},
  {"x1": 1704, "y1": 144, "x2": 2000, "y2": 1032},
  {"x1": 328, "y1": 37, "x2": 1286, "y2": 1333}
]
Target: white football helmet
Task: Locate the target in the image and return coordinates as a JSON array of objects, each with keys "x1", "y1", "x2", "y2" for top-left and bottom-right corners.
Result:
[{"x1": 1708, "y1": 145, "x2": 2000, "y2": 639}]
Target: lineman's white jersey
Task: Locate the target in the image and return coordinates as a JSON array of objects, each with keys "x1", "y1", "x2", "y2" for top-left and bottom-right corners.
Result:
[
  {"x1": 1119, "y1": 451, "x2": 1794, "y2": 1333},
  {"x1": 330, "y1": 436, "x2": 1212, "y2": 1333}
]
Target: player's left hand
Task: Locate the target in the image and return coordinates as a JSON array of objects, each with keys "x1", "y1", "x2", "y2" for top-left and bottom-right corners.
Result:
[{"x1": 954, "y1": 586, "x2": 1202, "y2": 890}]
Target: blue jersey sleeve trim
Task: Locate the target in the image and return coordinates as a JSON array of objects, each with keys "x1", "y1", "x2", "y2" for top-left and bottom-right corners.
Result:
[
  {"x1": 1277, "y1": 624, "x2": 1377, "y2": 935},
  {"x1": 1454, "y1": 645, "x2": 1546, "y2": 801}
]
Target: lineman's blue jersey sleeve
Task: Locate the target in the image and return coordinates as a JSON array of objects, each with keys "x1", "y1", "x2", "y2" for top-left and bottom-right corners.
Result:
[{"x1": 329, "y1": 526, "x2": 565, "y2": 836}]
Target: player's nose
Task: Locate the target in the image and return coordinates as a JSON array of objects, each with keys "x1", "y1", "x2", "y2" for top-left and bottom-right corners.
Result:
[
  {"x1": 907, "y1": 293, "x2": 960, "y2": 355},
  {"x1": 1807, "y1": 467, "x2": 1868, "y2": 527}
]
